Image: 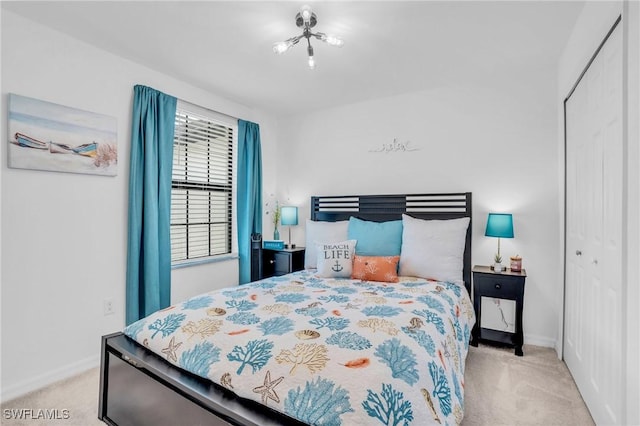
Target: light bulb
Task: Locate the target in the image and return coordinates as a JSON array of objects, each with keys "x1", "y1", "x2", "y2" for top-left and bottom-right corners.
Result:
[
  {"x1": 324, "y1": 35, "x2": 344, "y2": 47},
  {"x1": 300, "y1": 5, "x2": 312, "y2": 23},
  {"x1": 307, "y1": 43, "x2": 315, "y2": 68},
  {"x1": 273, "y1": 41, "x2": 291, "y2": 54}
]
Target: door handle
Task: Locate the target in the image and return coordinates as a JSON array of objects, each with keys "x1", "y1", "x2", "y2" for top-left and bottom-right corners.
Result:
[{"x1": 575, "y1": 250, "x2": 582, "y2": 256}]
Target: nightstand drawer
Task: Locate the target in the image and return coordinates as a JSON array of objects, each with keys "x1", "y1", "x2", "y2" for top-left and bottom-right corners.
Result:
[{"x1": 474, "y1": 275, "x2": 523, "y2": 299}]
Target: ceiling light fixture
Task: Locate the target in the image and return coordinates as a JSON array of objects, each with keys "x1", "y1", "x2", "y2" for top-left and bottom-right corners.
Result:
[{"x1": 273, "y1": 5, "x2": 344, "y2": 69}]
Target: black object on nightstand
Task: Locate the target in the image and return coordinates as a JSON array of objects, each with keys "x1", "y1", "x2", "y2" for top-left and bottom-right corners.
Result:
[
  {"x1": 262, "y1": 247, "x2": 305, "y2": 278},
  {"x1": 470, "y1": 265, "x2": 527, "y2": 356},
  {"x1": 250, "y1": 233, "x2": 263, "y2": 282}
]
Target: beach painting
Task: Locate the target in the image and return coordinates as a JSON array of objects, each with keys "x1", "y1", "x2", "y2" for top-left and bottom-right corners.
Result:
[{"x1": 8, "y1": 94, "x2": 117, "y2": 176}]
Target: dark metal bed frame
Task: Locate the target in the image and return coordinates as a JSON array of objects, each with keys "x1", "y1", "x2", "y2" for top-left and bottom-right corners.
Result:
[{"x1": 99, "y1": 192, "x2": 472, "y2": 426}]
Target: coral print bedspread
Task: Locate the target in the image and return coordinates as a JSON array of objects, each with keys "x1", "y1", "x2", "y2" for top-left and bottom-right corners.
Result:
[{"x1": 124, "y1": 270, "x2": 475, "y2": 425}]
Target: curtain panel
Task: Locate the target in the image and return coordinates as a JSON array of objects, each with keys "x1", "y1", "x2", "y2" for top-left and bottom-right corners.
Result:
[
  {"x1": 126, "y1": 85, "x2": 177, "y2": 325},
  {"x1": 237, "y1": 120, "x2": 263, "y2": 284}
]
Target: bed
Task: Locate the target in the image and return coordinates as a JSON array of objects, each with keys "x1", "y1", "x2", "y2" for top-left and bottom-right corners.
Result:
[{"x1": 99, "y1": 192, "x2": 474, "y2": 426}]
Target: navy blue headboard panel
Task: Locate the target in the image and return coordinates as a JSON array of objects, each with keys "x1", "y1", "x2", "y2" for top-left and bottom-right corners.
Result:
[{"x1": 310, "y1": 193, "x2": 472, "y2": 295}]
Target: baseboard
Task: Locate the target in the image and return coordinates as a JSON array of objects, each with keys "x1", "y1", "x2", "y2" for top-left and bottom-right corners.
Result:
[
  {"x1": 524, "y1": 333, "x2": 556, "y2": 349},
  {"x1": 0, "y1": 354, "x2": 99, "y2": 403}
]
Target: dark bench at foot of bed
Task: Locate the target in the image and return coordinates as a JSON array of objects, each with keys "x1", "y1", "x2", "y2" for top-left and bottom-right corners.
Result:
[{"x1": 99, "y1": 332, "x2": 305, "y2": 426}]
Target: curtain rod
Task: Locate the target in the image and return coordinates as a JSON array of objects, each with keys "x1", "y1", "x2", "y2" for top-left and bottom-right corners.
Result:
[{"x1": 177, "y1": 98, "x2": 238, "y2": 124}]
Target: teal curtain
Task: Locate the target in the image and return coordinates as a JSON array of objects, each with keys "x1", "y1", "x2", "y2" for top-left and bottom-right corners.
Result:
[
  {"x1": 126, "y1": 85, "x2": 177, "y2": 325},
  {"x1": 237, "y1": 120, "x2": 263, "y2": 284}
]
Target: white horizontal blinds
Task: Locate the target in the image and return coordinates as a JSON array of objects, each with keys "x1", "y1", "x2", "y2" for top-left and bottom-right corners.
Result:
[{"x1": 171, "y1": 107, "x2": 233, "y2": 262}]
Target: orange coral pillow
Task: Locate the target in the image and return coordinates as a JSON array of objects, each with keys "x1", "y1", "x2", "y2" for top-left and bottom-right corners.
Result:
[{"x1": 351, "y1": 255, "x2": 400, "y2": 283}]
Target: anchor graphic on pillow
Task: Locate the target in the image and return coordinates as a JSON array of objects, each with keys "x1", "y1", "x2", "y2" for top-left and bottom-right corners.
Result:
[{"x1": 331, "y1": 260, "x2": 343, "y2": 272}]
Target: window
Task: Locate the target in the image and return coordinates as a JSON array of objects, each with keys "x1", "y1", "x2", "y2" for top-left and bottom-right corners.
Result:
[{"x1": 170, "y1": 103, "x2": 235, "y2": 263}]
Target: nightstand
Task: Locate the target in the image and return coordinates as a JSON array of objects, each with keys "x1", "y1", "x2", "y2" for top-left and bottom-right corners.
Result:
[
  {"x1": 470, "y1": 265, "x2": 527, "y2": 356},
  {"x1": 262, "y1": 247, "x2": 305, "y2": 278}
]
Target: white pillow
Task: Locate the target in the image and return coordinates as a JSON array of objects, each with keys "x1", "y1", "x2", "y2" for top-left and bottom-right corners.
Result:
[
  {"x1": 304, "y1": 220, "x2": 349, "y2": 269},
  {"x1": 316, "y1": 240, "x2": 357, "y2": 278},
  {"x1": 399, "y1": 214, "x2": 470, "y2": 283}
]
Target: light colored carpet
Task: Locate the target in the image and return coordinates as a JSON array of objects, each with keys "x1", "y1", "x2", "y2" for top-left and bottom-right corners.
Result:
[
  {"x1": 0, "y1": 343, "x2": 592, "y2": 425},
  {"x1": 1, "y1": 368, "x2": 103, "y2": 426},
  {"x1": 463, "y1": 344, "x2": 594, "y2": 426}
]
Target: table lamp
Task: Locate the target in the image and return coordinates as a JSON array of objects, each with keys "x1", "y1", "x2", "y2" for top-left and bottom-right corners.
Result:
[
  {"x1": 485, "y1": 213, "x2": 514, "y2": 268},
  {"x1": 280, "y1": 206, "x2": 298, "y2": 249}
]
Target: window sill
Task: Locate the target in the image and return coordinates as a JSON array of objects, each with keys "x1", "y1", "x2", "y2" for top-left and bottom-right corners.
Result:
[{"x1": 171, "y1": 253, "x2": 239, "y2": 270}]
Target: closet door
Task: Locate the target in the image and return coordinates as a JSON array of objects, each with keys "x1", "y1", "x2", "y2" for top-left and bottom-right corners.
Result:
[{"x1": 564, "y1": 21, "x2": 623, "y2": 425}]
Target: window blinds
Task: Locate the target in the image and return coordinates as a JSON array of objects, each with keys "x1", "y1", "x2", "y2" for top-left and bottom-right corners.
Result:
[{"x1": 170, "y1": 107, "x2": 234, "y2": 262}]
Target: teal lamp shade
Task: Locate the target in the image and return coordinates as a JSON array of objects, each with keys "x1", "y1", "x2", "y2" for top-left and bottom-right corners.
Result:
[
  {"x1": 485, "y1": 213, "x2": 514, "y2": 238},
  {"x1": 280, "y1": 206, "x2": 298, "y2": 226}
]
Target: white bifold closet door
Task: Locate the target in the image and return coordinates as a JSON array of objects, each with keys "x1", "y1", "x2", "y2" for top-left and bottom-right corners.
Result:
[{"x1": 564, "y1": 20, "x2": 623, "y2": 425}]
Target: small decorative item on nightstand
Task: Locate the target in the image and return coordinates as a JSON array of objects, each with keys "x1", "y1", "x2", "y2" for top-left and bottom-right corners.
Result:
[
  {"x1": 510, "y1": 255, "x2": 522, "y2": 272},
  {"x1": 493, "y1": 253, "x2": 503, "y2": 272},
  {"x1": 470, "y1": 265, "x2": 527, "y2": 356},
  {"x1": 271, "y1": 201, "x2": 281, "y2": 240}
]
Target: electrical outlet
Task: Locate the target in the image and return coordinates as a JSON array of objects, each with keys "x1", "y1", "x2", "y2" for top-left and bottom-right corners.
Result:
[{"x1": 103, "y1": 298, "x2": 115, "y2": 316}]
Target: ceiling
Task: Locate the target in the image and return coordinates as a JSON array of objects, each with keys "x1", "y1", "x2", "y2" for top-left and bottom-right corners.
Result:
[{"x1": 2, "y1": 1, "x2": 585, "y2": 117}]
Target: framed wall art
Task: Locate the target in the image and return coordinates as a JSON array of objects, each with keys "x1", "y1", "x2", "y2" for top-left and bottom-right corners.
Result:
[{"x1": 7, "y1": 93, "x2": 117, "y2": 176}]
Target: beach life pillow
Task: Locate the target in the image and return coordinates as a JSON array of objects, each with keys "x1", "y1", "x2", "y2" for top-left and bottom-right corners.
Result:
[
  {"x1": 352, "y1": 255, "x2": 401, "y2": 283},
  {"x1": 304, "y1": 220, "x2": 349, "y2": 269},
  {"x1": 316, "y1": 240, "x2": 357, "y2": 278},
  {"x1": 347, "y1": 217, "x2": 403, "y2": 256},
  {"x1": 399, "y1": 214, "x2": 470, "y2": 283}
]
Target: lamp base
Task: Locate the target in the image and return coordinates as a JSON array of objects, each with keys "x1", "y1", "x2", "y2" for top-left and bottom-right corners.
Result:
[{"x1": 285, "y1": 244, "x2": 296, "y2": 249}]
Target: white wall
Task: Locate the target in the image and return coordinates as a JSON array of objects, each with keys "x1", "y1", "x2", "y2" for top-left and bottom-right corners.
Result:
[
  {"x1": 277, "y1": 76, "x2": 561, "y2": 347},
  {"x1": 0, "y1": 10, "x2": 278, "y2": 401},
  {"x1": 557, "y1": 1, "x2": 639, "y2": 424}
]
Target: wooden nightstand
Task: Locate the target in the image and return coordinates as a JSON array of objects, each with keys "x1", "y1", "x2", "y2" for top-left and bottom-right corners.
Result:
[
  {"x1": 262, "y1": 247, "x2": 305, "y2": 278},
  {"x1": 470, "y1": 265, "x2": 527, "y2": 356}
]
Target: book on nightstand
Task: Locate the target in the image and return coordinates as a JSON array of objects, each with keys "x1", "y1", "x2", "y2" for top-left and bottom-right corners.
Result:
[{"x1": 263, "y1": 240, "x2": 285, "y2": 250}]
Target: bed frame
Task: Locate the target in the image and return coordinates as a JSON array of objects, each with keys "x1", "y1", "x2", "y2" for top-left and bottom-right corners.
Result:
[{"x1": 99, "y1": 192, "x2": 472, "y2": 426}]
